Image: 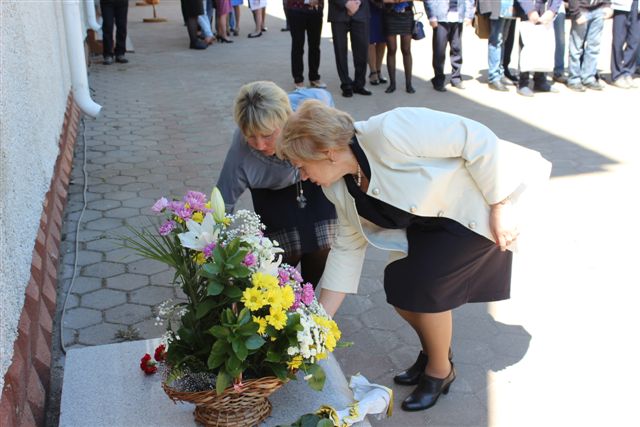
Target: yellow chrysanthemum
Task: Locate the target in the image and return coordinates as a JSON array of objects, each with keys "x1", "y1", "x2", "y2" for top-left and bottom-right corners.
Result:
[
  {"x1": 252, "y1": 272, "x2": 279, "y2": 289},
  {"x1": 287, "y1": 355, "x2": 303, "y2": 370},
  {"x1": 325, "y1": 334, "x2": 337, "y2": 352},
  {"x1": 280, "y1": 286, "x2": 295, "y2": 310},
  {"x1": 204, "y1": 201, "x2": 212, "y2": 210},
  {"x1": 191, "y1": 211, "x2": 204, "y2": 223},
  {"x1": 266, "y1": 307, "x2": 287, "y2": 330},
  {"x1": 194, "y1": 252, "x2": 206, "y2": 265},
  {"x1": 242, "y1": 287, "x2": 264, "y2": 311},
  {"x1": 264, "y1": 288, "x2": 283, "y2": 310},
  {"x1": 316, "y1": 352, "x2": 327, "y2": 361},
  {"x1": 253, "y1": 316, "x2": 267, "y2": 335},
  {"x1": 328, "y1": 319, "x2": 342, "y2": 341}
]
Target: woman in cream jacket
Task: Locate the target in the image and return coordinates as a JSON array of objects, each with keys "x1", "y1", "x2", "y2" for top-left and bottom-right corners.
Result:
[{"x1": 277, "y1": 100, "x2": 551, "y2": 412}]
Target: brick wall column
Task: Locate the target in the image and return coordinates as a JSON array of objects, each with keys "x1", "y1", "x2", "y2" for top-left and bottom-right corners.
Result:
[{"x1": 0, "y1": 93, "x2": 81, "y2": 427}]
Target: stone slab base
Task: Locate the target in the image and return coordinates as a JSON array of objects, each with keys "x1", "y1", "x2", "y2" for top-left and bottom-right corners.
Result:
[{"x1": 59, "y1": 338, "x2": 370, "y2": 426}]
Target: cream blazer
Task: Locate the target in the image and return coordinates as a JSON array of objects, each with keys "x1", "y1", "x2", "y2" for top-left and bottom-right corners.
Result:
[{"x1": 318, "y1": 107, "x2": 552, "y2": 294}]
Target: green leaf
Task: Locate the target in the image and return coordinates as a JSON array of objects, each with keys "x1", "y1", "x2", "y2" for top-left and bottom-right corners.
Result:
[
  {"x1": 213, "y1": 246, "x2": 225, "y2": 267},
  {"x1": 225, "y1": 354, "x2": 242, "y2": 374},
  {"x1": 211, "y1": 338, "x2": 230, "y2": 356},
  {"x1": 269, "y1": 363, "x2": 289, "y2": 380},
  {"x1": 209, "y1": 325, "x2": 230, "y2": 338},
  {"x1": 201, "y1": 262, "x2": 220, "y2": 277},
  {"x1": 227, "y1": 248, "x2": 249, "y2": 266},
  {"x1": 221, "y1": 308, "x2": 235, "y2": 324},
  {"x1": 207, "y1": 349, "x2": 226, "y2": 369},
  {"x1": 195, "y1": 298, "x2": 217, "y2": 319},
  {"x1": 306, "y1": 364, "x2": 326, "y2": 391},
  {"x1": 229, "y1": 265, "x2": 251, "y2": 278},
  {"x1": 300, "y1": 415, "x2": 322, "y2": 427},
  {"x1": 216, "y1": 370, "x2": 231, "y2": 395},
  {"x1": 316, "y1": 419, "x2": 334, "y2": 427},
  {"x1": 266, "y1": 350, "x2": 282, "y2": 363},
  {"x1": 245, "y1": 334, "x2": 265, "y2": 350},
  {"x1": 206, "y1": 280, "x2": 224, "y2": 296},
  {"x1": 223, "y1": 286, "x2": 243, "y2": 299},
  {"x1": 236, "y1": 321, "x2": 259, "y2": 336},
  {"x1": 237, "y1": 308, "x2": 251, "y2": 326},
  {"x1": 231, "y1": 338, "x2": 248, "y2": 361}
]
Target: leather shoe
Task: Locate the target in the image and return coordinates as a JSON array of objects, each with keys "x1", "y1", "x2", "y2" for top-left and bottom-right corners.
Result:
[
  {"x1": 342, "y1": 87, "x2": 354, "y2": 97},
  {"x1": 102, "y1": 56, "x2": 113, "y2": 65},
  {"x1": 353, "y1": 87, "x2": 372, "y2": 95},
  {"x1": 189, "y1": 40, "x2": 208, "y2": 50},
  {"x1": 488, "y1": 81, "x2": 508, "y2": 92},
  {"x1": 450, "y1": 80, "x2": 465, "y2": 89},
  {"x1": 115, "y1": 55, "x2": 128, "y2": 64},
  {"x1": 401, "y1": 364, "x2": 456, "y2": 411},
  {"x1": 394, "y1": 349, "x2": 454, "y2": 386},
  {"x1": 433, "y1": 84, "x2": 447, "y2": 92}
]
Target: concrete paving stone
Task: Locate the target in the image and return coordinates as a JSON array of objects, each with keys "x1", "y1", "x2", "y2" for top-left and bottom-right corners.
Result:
[
  {"x1": 67, "y1": 191, "x2": 101, "y2": 204},
  {"x1": 103, "y1": 207, "x2": 140, "y2": 219},
  {"x1": 452, "y1": 362, "x2": 493, "y2": 395},
  {"x1": 107, "y1": 138, "x2": 135, "y2": 147},
  {"x1": 120, "y1": 182, "x2": 153, "y2": 193},
  {"x1": 106, "y1": 273, "x2": 149, "y2": 291},
  {"x1": 133, "y1": 318, "x2": 166, "y2": 339},
  {"x1": 148, "y1": 268, "x2": 175, "y2": 285},
  {"x1": 77, "y1": 323, "x2": 124, "y2": 346},
  {"x1": 90, "y1": 144, "x2": 118, "y2": 152},
  {"x1": 488, "y1": 331, "x2": 532, "y2": 361},
  {"x1": 82, "y1": 261, "x2": 126, "y2": 279},
  {"x1": 136, "y1": 188, "x2": 166, "y2": 200},
  {"x1": 62, "y1": 250, "x2": 103, "y2": 267},
  {"x1": 118, "y1": 155, "x2": 149, "y2": 164},
  {"x1": 453, "y1": 338, "x2": 494, "y2": 366},
  {"x1": 84, "y1": 217, "x2": 123, "y2": 231},
  {"x1": 87, "y1": 199, "x2": 121, "y2": 211},
  {"x1": 84, "y1": 237, "x2": 119, "y2": 252},
  {"x1": 104, "y1": 247, "x2": 145, "y2": 263},
  {"x1": 452, "y1": 314, "x2": 500, "y2": 340},
  {"x1": 130, "y1": 286, "x2": 175, "y2": 307},
  {"x1": 127, "y1": 258, "x2": 168, "y2": 275},
  {"x1": 63, "y1": 327, "x2": 77, "y2": 348},
  {"x1": 81, "y1": 288, "x2": 127, "y2": 310},
  {"x1": 135, "y1": 174, "x2": 170, "y2": 184},
  {"x1": 121, "y1": 197, "x2": 156, "y2": 209},
  {"x1": 89, "y1": 183, "x2": 121, "y2": 194},
  {"x1": 89, "y1": 156, "x2": 120, "y2": 165},
  {"x1": 104, "y1": 303, "x2": 152, "y2": 325},
  {"x1": 120, "y1": 168, "x2": 151, "y2": 178},
  {"x1": 64, "y1": 209, "x2": 103, "y2": 223},
  {"x1": 63, "y1": 294, "x2": 80, "y2": 310},
  {"x1": 173, "y1": 287, "x2": 188, "y2": 302},
  {"x1": 61, "y1": 220, "x2": 79, "y2": 237},
  {"x1": 103, "y1": 190, "x2": 137, "y2": 201},
  {"x1": 75, "y1": 230, "x2": 107, "y2": 244},
  {"x1": 63, "y1": 307, "x2": 103, "y2": 329},
  {"x1": 70, "y1": 276, "x2": 103, "y2": 294},
  {"x1": 338, "y1": 294, "x2": 375, "y2": 317}
]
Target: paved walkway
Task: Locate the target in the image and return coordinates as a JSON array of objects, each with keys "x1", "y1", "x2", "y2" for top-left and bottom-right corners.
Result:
[{"x1": 49, "y1": 2, "x2": 640, "y2": 426}]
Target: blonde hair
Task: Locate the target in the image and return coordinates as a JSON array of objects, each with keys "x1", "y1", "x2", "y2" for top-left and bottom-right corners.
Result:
[
  {"x1": 234, "y1": 81, "x2": 293, "y2": 137},
  {"x1": 277, "y1": 99, "x2": 355, "y2": 162}
]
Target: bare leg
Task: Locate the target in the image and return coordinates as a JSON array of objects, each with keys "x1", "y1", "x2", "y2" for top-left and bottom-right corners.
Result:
[
  {"x1": 375, "y1": 42, "x2": 386, "y2": 80},
  {"x1": 394, "y1": 307, "x2": 452, "y2": 378},
  {"x1": 318, "y1": 289, "x2": 347, "y2": 317}
]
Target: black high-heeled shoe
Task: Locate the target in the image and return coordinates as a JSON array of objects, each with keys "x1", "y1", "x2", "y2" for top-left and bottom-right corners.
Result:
[
  {"x1": 216, "y1": 35, "x2": 233, "y2": 43},
  {"x1": 394, "y1": 348, "x2": 454, "y2": 385},
  {"x1": 377, "y1": 70, "x2": 387, "y2": 84},
  {"x1": 369, "y1": 71, "x2": 380, "y2": 85},
  {"x1": 384, "y1": 83, "x2": 396, "y2": 93},
  {"x1": 401, "y1": 363, "x2": 456, "y2": 412}
]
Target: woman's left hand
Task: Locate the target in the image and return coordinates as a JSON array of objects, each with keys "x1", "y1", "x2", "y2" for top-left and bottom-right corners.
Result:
[{"x1": 490, "y1": 199, "x2": 518, "y2": 251}]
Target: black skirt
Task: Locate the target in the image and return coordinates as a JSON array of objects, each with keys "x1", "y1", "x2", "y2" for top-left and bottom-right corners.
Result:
[
  {"x1": 181, "y1": 0, "x2": 204, "y2": 17},
  {"x1": 383, "y1": 9, "x2": 414, "y2": 36},
  {"x1": 383, "y1": 219, "x2": 512, "y2": 313}
]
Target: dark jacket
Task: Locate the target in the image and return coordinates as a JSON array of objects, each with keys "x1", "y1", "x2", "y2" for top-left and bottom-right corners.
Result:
[
  {"x1": 328, "y1": 0, "x2": 370, "y2": 22},
  {"x1": 286, "y1": 0, "x2": 325, "y2": 12},
  {"x1": 567, "y1": 0, "x2": 610, "y2": 18}
]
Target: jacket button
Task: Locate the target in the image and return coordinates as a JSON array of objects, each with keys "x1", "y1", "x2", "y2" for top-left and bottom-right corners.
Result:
[
  {"x1": 437, "y1": 210, "x2": 444, "y2": 217},
  {"x1": 372, "y1": 188, "x2": 380, "y2": 196},
  {"x1": 410, "y1": 205, "x2": 417, "y2": 213},
  {"x1": 468, "y1": 221, "x2": 476, "y2": 229}
]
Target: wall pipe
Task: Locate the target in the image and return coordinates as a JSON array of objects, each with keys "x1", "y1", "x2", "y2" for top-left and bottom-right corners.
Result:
[{"x1": 62, "y1": 0, "x2": 102, "y2": 118}]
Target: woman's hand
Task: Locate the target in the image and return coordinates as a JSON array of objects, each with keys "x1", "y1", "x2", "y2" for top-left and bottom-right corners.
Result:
[{"x1": 489, "y1": 198, "x2": 518, "y2": 251}]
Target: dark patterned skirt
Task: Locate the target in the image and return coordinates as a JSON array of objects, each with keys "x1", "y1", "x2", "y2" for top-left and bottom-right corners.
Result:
[
  {"x1": 383, "y1": 9, "x2": 414, "y2": 36},
  {"x1": 383, "y1": 219, "x2": 512, "y2": 313}
]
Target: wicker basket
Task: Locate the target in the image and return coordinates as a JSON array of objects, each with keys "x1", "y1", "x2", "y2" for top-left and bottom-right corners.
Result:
[{"x1": 162, "y1": 376, "x2": 285, "y2": 427}]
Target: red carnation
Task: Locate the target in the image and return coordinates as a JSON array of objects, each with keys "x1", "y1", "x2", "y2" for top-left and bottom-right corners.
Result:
[
  {"x1": 154, "y1": 344, "x2": 167, "y2": 362},
  {"x1": 140, "y1": 353, "x2": 158, "y2": 375}
]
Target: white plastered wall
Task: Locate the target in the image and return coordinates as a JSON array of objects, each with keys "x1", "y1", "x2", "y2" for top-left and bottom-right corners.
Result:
[{"x1": 0, "y1": 0, "x2": 73, "y2": 392}]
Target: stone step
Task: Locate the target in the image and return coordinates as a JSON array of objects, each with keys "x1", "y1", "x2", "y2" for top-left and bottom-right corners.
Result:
[{"x1": 59, "y1": 338, "x2": 371, "y2": 426}]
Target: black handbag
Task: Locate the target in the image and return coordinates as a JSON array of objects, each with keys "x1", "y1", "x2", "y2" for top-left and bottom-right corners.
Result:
[{"x1": 412, "y1": 10, "x2": 426, "y2": 40}]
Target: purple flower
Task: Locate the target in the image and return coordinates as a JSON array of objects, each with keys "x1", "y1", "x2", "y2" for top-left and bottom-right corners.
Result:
[
  {"x1": 168, "y1": 201, "x2": 183, "y2": 213},
  {"x1": 203, "y1": 242, "x2": 217, "y2": 258},
  {"x1": 174, "y1": 204, "x2": 193, "y2": 220},
  {"x1": 301, "y1": 283, "x2": 315, "y2": 306},
  {"x1": 291, "y1": 269, "x2": 303, "y2": 284},
  {"x1": 183, "y1": 191, "x2": 207, "y2": 211},
  {"x1": 278, "y1": 269, "x2": 290, "y2": 285},
  {"x1": 242, "y1": 253, "x2": 257, "y2": 267},
  {"x1": 151, "y1": 197, "x2": 169, "y2": 213},
  {"x1": 290, "y1": 292, "x2": 302, "y2": 311},
  {"x1": 159, "y1": 220, "x2": 177, "y2": 236}
]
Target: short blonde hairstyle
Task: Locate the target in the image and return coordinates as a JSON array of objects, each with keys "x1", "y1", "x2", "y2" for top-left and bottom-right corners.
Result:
[
  {"x1": 234, "y1": 81, "x2": 293, "y2": 137},
  {"x1": 277, "y1": 99, "x2": 355, "y2": 162}
]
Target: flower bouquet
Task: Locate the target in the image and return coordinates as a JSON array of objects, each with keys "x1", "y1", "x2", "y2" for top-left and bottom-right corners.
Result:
[{"x1": 123, "y1": 188, "x2": 342, "y2": 426}]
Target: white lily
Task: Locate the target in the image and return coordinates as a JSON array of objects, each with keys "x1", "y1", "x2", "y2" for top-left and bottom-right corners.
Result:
[
  {"x1": 210, "y1": 187, "x2": 226, "y2": 223},
  {"x1": 178, "y1": 212, "x2": 219, "y2": 250}
]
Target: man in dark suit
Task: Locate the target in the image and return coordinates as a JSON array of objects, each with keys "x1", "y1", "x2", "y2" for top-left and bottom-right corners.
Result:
[{"x1": 328, "y1": 0, "x2": 372, "y2": 97}]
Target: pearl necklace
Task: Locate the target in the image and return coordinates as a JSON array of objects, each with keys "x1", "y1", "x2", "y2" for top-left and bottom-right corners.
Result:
[{"x1": 354, "y1": 163, "x2": 362, "y2": 187}]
